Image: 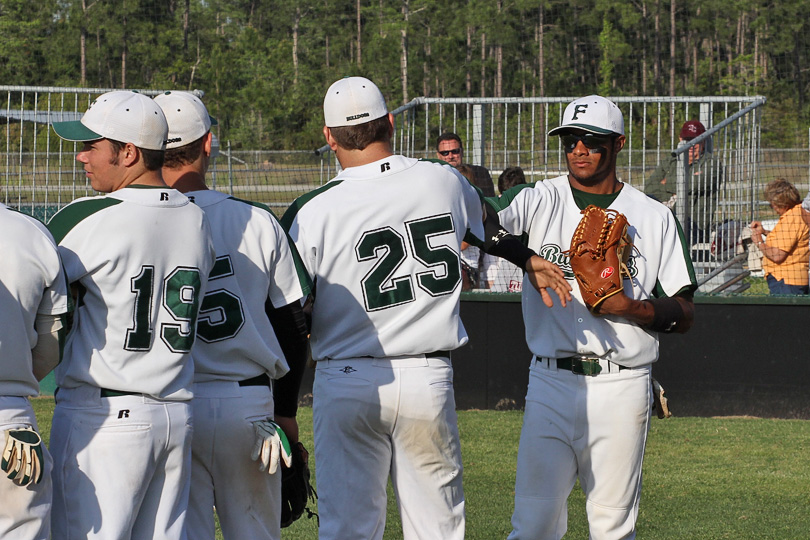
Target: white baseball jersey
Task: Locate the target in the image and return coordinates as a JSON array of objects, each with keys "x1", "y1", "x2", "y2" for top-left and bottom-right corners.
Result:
[
  {"x1": 185, "y1": 190, "x2": 310, "y2": 382},
  {"x1": 283, "y1": 155, "x2": 485, "y2": 360},
  {"x1": 0, "y1": 204, "x2": 71, "y2": 397},
  {"x1": 494, "y1": 175, "x2": 696, "y2": 366},
  {"x1": 48, "y1": 186, "x2": 215, "y2": 400}
]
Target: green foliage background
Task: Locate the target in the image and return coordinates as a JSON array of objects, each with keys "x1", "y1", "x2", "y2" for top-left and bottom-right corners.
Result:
[{"x1": 1, "y1": 0, "x2": 809, "y2": 149}]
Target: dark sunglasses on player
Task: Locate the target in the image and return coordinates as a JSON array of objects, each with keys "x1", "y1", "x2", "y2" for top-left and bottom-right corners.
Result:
[
  {"x1": 561, "y1": 133, "x2": 613, "y2": 153},
  {"x1": 438, "y1": 148, "x2": 462, "y2": 156}
]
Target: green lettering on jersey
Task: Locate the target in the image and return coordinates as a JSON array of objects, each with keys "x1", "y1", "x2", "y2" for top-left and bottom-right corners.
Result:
[
  {"x1": 407, "y1": 214, "x2": 461, "y2": 296},
  {"x1": 125, "y1": 266, "x2": 155, "y2": 351},
  {"x1": 197, "y1": 255, "x2": 246, "y2": 342},
  {"x1": 161, "y1": 267, "x2": 203, "y2": 353},
  {"x1": 356, "y1": 227, "x2": 415, "y2": 311},
  {"x1": 355, "y1": 215, "x2": 462, "y2": 311}
]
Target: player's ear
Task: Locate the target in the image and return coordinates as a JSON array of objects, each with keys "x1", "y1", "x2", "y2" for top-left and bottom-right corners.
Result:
[
  {"x1": 614, "y1": 135, "x2": 626, "y2": 153},
  {"x1": 386, "y1": 113, "x2": 395, "y2": 137},
  {"x1": 121, "y1": 142, "x2": 139, "y2": 166},
  {"x1": 203, "y1": 132, "x2": 213, "y2": 157},
  {"x1": 323, "y1": 126, "x2": 339, "y2": 151}
]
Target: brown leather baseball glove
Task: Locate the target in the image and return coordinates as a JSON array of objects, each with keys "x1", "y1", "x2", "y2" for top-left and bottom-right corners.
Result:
[{"x1": 567, "y1": 205, "x2": 632, "y2": 313}]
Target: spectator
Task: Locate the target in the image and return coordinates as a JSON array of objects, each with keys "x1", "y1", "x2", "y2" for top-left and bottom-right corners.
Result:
[
  {"x1": 482, "y1": 166, "x2": 530, "y2": 292},
  {"x1": 645, "y1": 120, "x2": 723, "y2": 241},
  {"x1": 750, "y1": 178, "x2": 809, "y2": 295},
  {"x1": 498, "y1": 166, "x2": 528, "y2": 193},
  {"x1": 436, "y1": 132, "x2": 496, "y2": 196}
]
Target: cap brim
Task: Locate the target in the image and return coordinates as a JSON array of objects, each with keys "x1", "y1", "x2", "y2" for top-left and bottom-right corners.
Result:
[
  {"x1": 209, "y1": 115, "x2": 218, "y2": 126},
  {"x1": 548, "y1": 123, "x2": 615, "y2": 136},
  {"x1": 52, "y1": 120, "x2": 103, "y2": 142}
]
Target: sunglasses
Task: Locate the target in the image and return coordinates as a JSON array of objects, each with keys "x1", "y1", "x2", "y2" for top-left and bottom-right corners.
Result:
[
  {"x1": 561, "y1": 134, "x2": 612, "y2": 153},
  {"x1": 438, "y1": 148, "x2": 462, "y2": 156}
]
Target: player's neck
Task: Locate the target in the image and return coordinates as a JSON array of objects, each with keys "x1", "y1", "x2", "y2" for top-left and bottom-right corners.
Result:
[
  {"x1": 162, "y1": 167, "x2": 208, "y2": 193},
  {"x1": 115, "y1": 169, "x2": 167, "y2": 191},
  {"x1": 336, "y1": 140, "x2": 394, "y2": 169},
  {"x1": 568, "y1": 173, "x2": 622, "y2": 195}
]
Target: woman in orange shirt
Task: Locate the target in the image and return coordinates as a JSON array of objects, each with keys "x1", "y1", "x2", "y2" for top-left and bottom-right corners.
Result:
[{"x1": 750, "y1": 178, "x2": 810, "y2": 295}]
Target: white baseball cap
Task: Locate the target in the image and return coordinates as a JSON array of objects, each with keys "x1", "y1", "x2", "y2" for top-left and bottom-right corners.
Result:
[
  {"x1": 153, "y1": 91, "x2": 218, "y2": 149},
  {"x1": 52, "y1": 90, "x2": 168, "y2": 150},
  {"x1": 323, "y1": 76, "x2": 388, "y2": 127},
  {"x1": 548, "y1": 95, "x2": 624, "y2": 137}
]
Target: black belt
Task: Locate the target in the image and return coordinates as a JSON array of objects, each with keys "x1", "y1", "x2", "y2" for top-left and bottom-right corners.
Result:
[
  {"x1": 100, "y1": 388, "x2": 142, "y2": 398},
  {"x1": 238, "y1": 374, "x2": 271, "y2": 387},
  {"x1": 547, "y1": 357, "x2": 628, "y2": 376},
  {"x1": 427, "y1": 350, "x2": 452, "y2": 359}
]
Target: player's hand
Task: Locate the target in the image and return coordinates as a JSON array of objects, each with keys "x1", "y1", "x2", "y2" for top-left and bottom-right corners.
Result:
[
  {"x1": 524, "y1": 255, "x2": 572, "y2": 308},
  {"x1": 251, "y1": 419, "x2": 292, "y2": 475},
  {"x1": 1, "y1": 427, "x2": 44, "y2": 487}
]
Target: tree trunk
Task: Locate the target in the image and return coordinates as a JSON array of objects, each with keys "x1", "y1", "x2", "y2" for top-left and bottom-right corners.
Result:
[
  {"x1": 466, "y1": 25, "x2": 472, "y2": 97},
  {"x1": 669, "y1": 0, "x2": 675, "y2": 97},
  {"x1": 293, "y1": 7, "x2": 301, "y2": 86},
  {"x1": 400, "y1": 1, "x2": 409, "y2": 104},
  {"x1": 654, "y1": 0, "x2": 661, "y2": 95},
  {"x1": 183, "y1": 0, "x2": 190, "y2": 52},
  {"x1": 80, "y1": 0, "x2": 88, "y2": 86},
  {"x1": 356, "y1": 0, "x2": 362, "y2": 66},
  {"x1": 480, "y1": 32, "x2": 486, "y2": 98},
  {"x1": 121, "y1": 13, "x2": 127, "y2": 88},
  {"x1": 641, "y1": 0, "x2": 647, "y2": 94}
]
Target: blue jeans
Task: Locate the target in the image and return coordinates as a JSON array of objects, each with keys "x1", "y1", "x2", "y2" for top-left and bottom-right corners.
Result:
[{"x1": 766, "y1": 274, "x2": 809, "y2": 295}]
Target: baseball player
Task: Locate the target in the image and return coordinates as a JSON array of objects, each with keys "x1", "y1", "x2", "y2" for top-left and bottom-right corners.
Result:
[
  {"x1": 47, "y1": 90, "x2": 215, "y2": 540},
  {"x1": 281, "y1": 76, "x2": 570, "y2": 540},
  {"x1": 154, "y1": 91, "x2": 311, "y2": 540},
  {"x1": 0, "y1": 203, "x2": 71, "y2": 540},
  {"x1": 488, "y1": 95, "x2": 696, "y2": 539}
]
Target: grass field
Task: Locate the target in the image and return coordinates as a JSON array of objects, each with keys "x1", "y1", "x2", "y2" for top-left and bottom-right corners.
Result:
[{"x1": 32, "y1": 398, "x2": 810, "y2": 539}]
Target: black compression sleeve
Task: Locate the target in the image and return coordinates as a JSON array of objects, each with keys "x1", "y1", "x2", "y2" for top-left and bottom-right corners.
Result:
[
  {"x1": 267, "y1": 299, "x2": 310, "y2": 418},
  {"x1": 644, "y1": 297, "x2": 686, "y2": 333},
  {"x1": 481, "y1": 202, "x2": 536, "y2": 270}
]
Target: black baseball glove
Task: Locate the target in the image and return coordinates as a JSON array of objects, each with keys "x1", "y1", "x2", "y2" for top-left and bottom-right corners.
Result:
[{"x1": 280, "y1": 441, "x2": 318, "y2": 528}]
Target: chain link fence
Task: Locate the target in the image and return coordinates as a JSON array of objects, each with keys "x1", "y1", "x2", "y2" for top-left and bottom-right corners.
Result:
[{"x1": 4, "y1": 86, "x2": 800, "y2": 295}]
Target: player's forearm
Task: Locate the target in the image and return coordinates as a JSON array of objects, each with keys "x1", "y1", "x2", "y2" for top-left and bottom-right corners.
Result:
[
  {"x1": 267, "y1": 299, "x2": 309, "y2": 418},
  {"x1": 481, "y1": 201, "x2": 535, "y2": 269},
  {"x1": 599, "y1": 293, "x2": 694, "y2": 334},
  {"x1": 31, "y1": 313, "x2": 67, "y2": 381}
]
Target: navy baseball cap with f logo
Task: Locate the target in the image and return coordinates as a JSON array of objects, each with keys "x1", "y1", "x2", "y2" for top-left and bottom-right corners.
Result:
[{"x1": 548, "y1": 95, "x2": 624, "y2": 137}]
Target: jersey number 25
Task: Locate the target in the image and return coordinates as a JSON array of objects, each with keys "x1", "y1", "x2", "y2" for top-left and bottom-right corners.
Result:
[{"x1": 356, "y1": 214, "x2": 461, "y2": 311}]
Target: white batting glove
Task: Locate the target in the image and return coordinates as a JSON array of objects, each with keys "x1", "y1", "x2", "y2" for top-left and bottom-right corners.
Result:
[
  {"x1": 250, "y1": 419, "x2": 292, "y2": 475},
  {"x1": 2, "y1": 427, "x2": 44, "y2": 487}
]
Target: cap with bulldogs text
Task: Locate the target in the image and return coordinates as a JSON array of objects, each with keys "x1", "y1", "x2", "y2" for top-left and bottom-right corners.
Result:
[
  {"x1": 323, "y1": 76, "x2": 388, "y2": 128},
  {"x1": 680, "y1": 120, "x2": 706, "y2": 140},
  {"x1": 154, "y1": 91, "x2": 218, "y2": 150},
  {"x1": 52, "y1": 91, "x2": 168, "y2": 151},
  {"x1": 548, "y1": 95, "x2": 624, "y2": 137}
]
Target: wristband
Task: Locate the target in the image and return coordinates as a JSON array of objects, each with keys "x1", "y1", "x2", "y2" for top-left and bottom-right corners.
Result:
[{"x1": 644, "y1": 297, "x2": 684, "y2": 333}]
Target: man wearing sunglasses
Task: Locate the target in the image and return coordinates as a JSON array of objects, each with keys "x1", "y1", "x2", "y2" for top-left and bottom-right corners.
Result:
[
  {"x1": 436, "y1": 132, "x2": 496, "y2": 196},
  {"x1": 488, "y1": 95, "x2": 697, "y2": 540}
]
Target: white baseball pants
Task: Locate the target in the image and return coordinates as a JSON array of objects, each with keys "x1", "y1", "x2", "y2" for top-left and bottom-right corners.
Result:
[
  {"x1": 313, "y1": 355, "x2": 465, "y2": 540},
  {"x1": 0, "y1": 396, "x2": 52, "y2": 540},
  {"x1": 508, "y1": 358, "x2": 652, "y2": 540},
  {"x1": 187, "y1": 381, "x2": 281, "y2": 540},
  {"x1": 50, "y1": 386, "x2": 192, "y2": 540}
]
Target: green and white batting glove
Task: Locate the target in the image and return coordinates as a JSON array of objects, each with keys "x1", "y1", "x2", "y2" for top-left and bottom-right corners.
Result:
[
  {"x1": 250, "y1": 419, "x2": 292, "y2": 475},
  {"x1": 1, "y1": 427, "x2": 44, "y2": 487}
]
